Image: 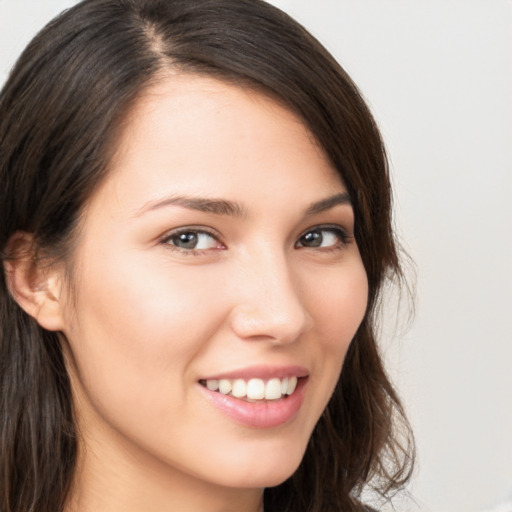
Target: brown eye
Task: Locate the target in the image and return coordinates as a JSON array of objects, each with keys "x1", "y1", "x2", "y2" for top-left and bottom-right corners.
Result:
[
  {"x1": 298, "y1": 230, "x2": 323, "y2": 247},
  {"x1": 171, "y1": 232, "x2": 199, "y2": 249},
  {"x1": 296, "y1": 227, "x2": 348, "y2": 249},
  {"x1": 164, "y1": 230, "x2": 221, "y2": 251}
]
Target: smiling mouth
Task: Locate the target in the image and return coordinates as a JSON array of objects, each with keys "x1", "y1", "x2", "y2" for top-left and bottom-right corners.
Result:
[{"x1": 199, "y1": 376, "x2": 301, "y2": 401}]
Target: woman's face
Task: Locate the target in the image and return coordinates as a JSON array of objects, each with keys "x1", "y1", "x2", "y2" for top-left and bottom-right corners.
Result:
[{"x1": 58, "y1": 75, "x2": 368, "y2": 497}]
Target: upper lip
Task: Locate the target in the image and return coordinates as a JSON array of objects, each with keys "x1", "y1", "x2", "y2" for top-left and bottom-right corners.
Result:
[{"x1": 200, "y1": 365, "x2": 309, "y2": 381}]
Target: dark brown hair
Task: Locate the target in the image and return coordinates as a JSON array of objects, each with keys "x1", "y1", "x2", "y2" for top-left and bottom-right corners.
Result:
[{"x1": 0, "y1": 1, "x2": 414, "y2": 511}]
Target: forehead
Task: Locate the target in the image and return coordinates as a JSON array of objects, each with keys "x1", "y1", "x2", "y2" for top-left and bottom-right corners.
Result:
[
  {"x1": 114, "y1": 74, "x2": 327, "y2": 164},
  {"x1": 88, "y1": 74, "x2": 344, "y2": 216}
]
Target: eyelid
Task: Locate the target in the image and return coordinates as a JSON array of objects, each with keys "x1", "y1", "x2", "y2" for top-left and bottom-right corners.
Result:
[
  {"x1": 158, "y1": 223, "x2": 353, "y2": 254},
  {"x1": 159, "y1": 226, "x2": 225, "y2": 252},
  {"x1": 295, "y1": 224, "x2": 354, "y2": 248}
]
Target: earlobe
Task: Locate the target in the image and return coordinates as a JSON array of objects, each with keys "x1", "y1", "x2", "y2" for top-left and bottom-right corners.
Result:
[{"x1": 3, "y1": 232, "x2": 66, "y2": 332}]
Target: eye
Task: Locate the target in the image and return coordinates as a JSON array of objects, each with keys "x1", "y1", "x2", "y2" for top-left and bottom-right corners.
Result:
[
  {"x1": 295, "y1": 226, "x2": 350, "y2": 249},
  {"x1": 162, "y1": 228, "x2": 223, "y2": 252}
]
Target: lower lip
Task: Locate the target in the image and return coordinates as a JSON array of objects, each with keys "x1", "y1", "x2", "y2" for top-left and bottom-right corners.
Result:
[{"x1": 199, "y1": 378, "x2": 307, "y2": 429}]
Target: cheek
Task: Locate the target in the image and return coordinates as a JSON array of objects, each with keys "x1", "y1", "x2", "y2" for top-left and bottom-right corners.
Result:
[
  {"x1": 62, "y1": 249, "x2": 226, "y2": 414},
  {"x1": 307, "y1": 260, "x2": 368, "y2": 346},
  {"x1": 326, "y1": 278, "x2": 367, "y2": 344},
  {"x1": 303, "y1": 259, "x2": 368, "y2": 397},
  {"x1": 73, "y1": 246, "x2": 221, "y2": 341}
]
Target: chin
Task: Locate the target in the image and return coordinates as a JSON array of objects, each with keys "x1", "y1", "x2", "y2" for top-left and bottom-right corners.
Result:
[
  {"x1": 215, "y1": 444, "x2": 306, "y2": 489},
  {"x1": 227, "y1": 467, "x2": 299, "y2": 490}
]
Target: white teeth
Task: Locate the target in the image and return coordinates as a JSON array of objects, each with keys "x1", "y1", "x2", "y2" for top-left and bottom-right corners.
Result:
[
  {"x1": 287, "y1": 376, "x2": 297, "y2": 395},
  {"x1": 247, "y1": 378, "x2": 265, "y2": 400},
  {"x1": 204, "y1": 376, "x2": 301, "y2": 400},
  {"x1": 218, "y1": 379, "x2": 232, "y2": 395},
  {"x1": 206, "y1": 379, "x2": 219, "y2": 391},
  {"x1": 281, "y1": 377, "x2": 288, "y2": 394},
  {"x1": 265, "y1": 378, "x2": 282, "y2": 400},
  {"x1": 231, "y1": 379, "x2": 247, "y2": 398}
]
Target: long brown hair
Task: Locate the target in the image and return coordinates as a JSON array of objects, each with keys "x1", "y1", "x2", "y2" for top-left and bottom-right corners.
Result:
[{"x1": 0, "y1": 1, "x2": 414, "y2": 511}]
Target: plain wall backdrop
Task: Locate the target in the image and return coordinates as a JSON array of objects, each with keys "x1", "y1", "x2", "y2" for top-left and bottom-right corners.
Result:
[{"x1": 1, "y1": 1, "x2": 511, "y2": 511}]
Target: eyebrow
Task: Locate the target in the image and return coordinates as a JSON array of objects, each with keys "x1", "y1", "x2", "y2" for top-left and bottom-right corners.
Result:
[
  {"x1": 132, "y1": 195, "x2": 247, "y2": 218},
  {"x1": 305, "y1": 192, "x2": 352, "y2": 215},
  {"x1": 133, "y1": 192, "x2": 352, "y2": 218}
]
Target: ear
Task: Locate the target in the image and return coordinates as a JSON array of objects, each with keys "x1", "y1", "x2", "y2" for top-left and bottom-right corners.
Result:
[{"x1": 3, "y1": 232, "x2": 66, "y2": 332}]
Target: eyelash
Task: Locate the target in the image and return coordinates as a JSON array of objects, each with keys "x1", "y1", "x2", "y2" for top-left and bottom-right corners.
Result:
[
  {"x1": 160, "y1": 224, "x2": 352, "y2": 256},
  {"x1": 160, "y1": 226, "x2": 224, "y2": 256},
  {"x1": 295, "y1": 225, "x2": 352, "y2": 251}
]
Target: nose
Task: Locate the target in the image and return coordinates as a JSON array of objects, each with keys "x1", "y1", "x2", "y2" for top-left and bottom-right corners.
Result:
[{"x1": 228, "y1": 249, "x2": 313, "y2": 344}]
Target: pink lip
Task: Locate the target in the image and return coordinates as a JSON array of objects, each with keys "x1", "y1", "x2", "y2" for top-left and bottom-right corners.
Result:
[
  {"x1": 199, "y1": 376, "x2": 308, "y2": 429},
  {"x1": 200, "y1": 365, "x2": 309, "y2": 381}
]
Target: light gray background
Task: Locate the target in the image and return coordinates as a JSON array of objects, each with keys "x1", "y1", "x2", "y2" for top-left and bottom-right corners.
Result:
[{"x1": 1, "y1": 1, "x2": 511, "y2": 511}]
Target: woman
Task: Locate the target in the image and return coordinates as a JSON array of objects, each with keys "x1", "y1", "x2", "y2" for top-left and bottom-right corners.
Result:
[{"x1": 0, "y1": 1, "x2": 414, "y2": 511}]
